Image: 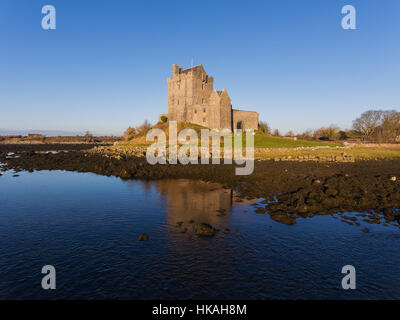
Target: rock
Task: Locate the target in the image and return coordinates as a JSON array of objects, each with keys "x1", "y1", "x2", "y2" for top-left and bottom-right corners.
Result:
[
  {"x1": 363, "y1": 219, "x2": 380, "y2": 224},
  {"x1": 383, "y1": 208, "x2": 393, "y2": 216},
  {"x1": 176, "y1": 221, "x2": 184, "y2": 227},
  {"x1": 270, "y1": 213, "x2": 296, "y2": 225},
  {"x1": 325, "y1": 188, "x2": 338, "y2": 197},
  {"x1": 342, "y1": 215, "x2": 357, "y2": 222},
  {"x1": 362, "y1": 228, "x2": 370, "y2": 233},
  {"x1": 384, "y1": 215, "x2": 395, "y2": 222},
  {"x1": 296, "y1": 205, "x2": 309, "y2": 214},
  {"x1": 193, "y1": 223, "x2": 217, "y2": 236},
  {"x1": 185, "y1": 234, "x2": 192, "y2": 240},
  {"x1": 390, "y1": 176, "x2": 397, "y2": 182},
  {"x1": 137, "y1": 233, "x2": 149, "y2": 241},
  {"x1": 254, "y1": 207, "x2": 266, "y2": 214},
  {"x1": 222, "y1": 228, "x2": 230, "y2": 234},
  {"x1": 119, "y1": 168, "x2": 131, "y2": 179},
  {"x1": 341, "y1": 220, "x2": 353, "y2": 225},
  {"x1": 188, "y1": 219, "x2": 195, "y2": 224},
  {"x1": 12, "y1": 174, "x2": 19, "y2": 177}
]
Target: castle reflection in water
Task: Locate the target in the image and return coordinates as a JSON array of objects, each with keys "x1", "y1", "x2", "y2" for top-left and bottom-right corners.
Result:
[{"x1": 155, "y1": 180, "x2": 233, "y2": 226}]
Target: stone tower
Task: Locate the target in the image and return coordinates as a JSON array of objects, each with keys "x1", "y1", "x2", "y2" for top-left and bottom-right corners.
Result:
[{"x1": 166, "y1": 64, "x2": 258, "y2": 131}]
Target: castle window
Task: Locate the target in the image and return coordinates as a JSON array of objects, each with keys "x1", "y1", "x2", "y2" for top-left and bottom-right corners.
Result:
[
  {"x1": 203, "y1": 107, "x2": 206, "y2": 113},
  {"x1": 194, "y1": 109, "x2": 197, "y2": 114},
  {"x1": 177, "y1": 99, "x2": 179, "y2": 105},
  {"x1": 202, "y1": 83, "x2": 204, "y2": 89},
  {"x1": 203, "y1": 117, "x2": 206, "y2": 123},
  {"x1": 201, "y1": 98, "x2": 205, "y2": 104}
]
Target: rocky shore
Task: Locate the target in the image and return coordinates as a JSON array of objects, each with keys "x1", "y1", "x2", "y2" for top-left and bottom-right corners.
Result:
[
  {"x1": 1, "y1": 144, "x2": 400, "y2": 227},
  {"x1": 89, "y1": 145, "x2": 356, "y2": 163}
]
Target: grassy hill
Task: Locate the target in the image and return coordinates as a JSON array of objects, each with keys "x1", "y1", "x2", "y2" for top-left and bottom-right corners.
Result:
[{"x1": 120, "y1": 122, "x2": 341, "y2": 148}]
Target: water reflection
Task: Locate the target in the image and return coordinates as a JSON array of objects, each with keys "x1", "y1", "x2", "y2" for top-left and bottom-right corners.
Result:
[
  {"x1": 156, "y1": 180, "x2": 232, "y2": 226},
  {"x1": 123, "y1": 179, "x2": 252, "y2": 228}
]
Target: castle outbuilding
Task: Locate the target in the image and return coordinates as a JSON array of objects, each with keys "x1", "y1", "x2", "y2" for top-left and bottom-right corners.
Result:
[{"x1": 165, "y1": 64, "x2": 258, "y2": 131}]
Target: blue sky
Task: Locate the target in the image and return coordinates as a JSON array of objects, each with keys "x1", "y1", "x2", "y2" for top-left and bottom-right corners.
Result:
[{"x1": 1, "y1": 0, "x2": 399, "y2": 135}]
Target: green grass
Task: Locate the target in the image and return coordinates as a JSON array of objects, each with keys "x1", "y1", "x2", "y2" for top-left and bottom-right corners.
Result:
[
  {"x1": 252, "y1": 133, "x2": 341, "y2": 148},
  {"x1": 255, "y1": 146, "x2": 400, "y2": 160}
]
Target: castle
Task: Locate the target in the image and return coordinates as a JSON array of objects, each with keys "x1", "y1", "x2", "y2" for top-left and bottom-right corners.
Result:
[{"x1": 163, "y1": 64, "x2": 258, "y2": 131}]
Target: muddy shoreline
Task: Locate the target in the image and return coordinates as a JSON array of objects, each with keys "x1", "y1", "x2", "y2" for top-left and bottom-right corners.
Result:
[{"x1": 1, "y1": 144, "x2": 400, "y2": 226}]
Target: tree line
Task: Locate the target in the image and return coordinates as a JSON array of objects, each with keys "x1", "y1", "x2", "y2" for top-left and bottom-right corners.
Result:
[{"x1": 260, "y1": 110, "x2": 400, "y2": 143}]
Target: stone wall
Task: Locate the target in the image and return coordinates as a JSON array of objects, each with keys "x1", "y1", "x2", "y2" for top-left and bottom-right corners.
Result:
[{"x1": 232, "y1": 110, "x2": 259, "y2": 131}]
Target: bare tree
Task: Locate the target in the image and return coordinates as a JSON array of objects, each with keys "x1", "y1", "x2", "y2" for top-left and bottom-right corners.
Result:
[
  {"x1": 338, "y1": 130, "x2": 349, "y2": 140},
  {"x1": 84, "y1": 131, "x2": 94, "y2": 142},
  {"x1": 272, "y1": 129, "x2": 280, "y2": 137},
  {"x1": 352, "y1": 110, "x2": 383, "y2": 140},
  {"x1": 297, "y1": 129, "x2": 313, "y2": 140},
  {"x1": 380, "y1": 110, "x2": 400, "y2": 142},
  {"x1": 258, "y1": 121, "x2": 271, "y2": 134},
  {"x1": 123, "y1": 120, "x2": 152, "y2": 141},
  {"x1": 313, "y1": 125, "x2": 340, "y2": 141}
]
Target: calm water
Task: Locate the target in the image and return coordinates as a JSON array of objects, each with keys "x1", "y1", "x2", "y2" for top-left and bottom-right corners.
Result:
[{"x1": 1, "y1": 169, "x2": 400, "y2": 299}]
